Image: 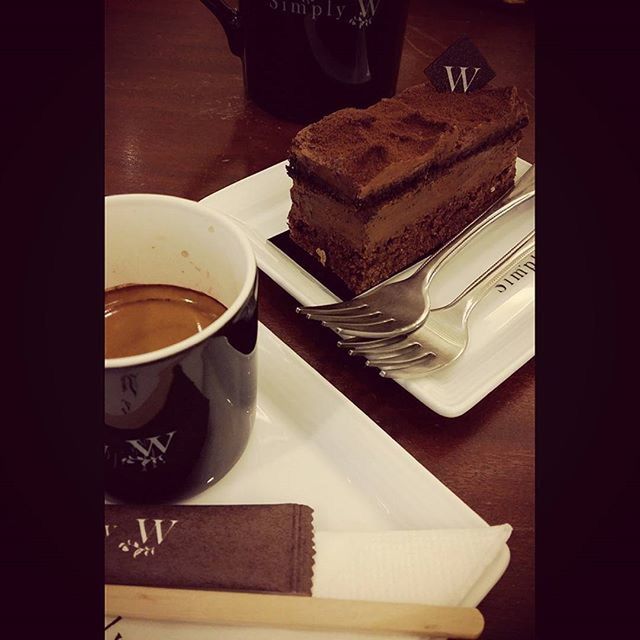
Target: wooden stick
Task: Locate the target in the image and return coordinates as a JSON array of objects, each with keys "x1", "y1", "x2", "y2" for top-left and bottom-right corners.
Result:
[{"x1": 105, "y1": 584, "x2": 484, "y2": 638}]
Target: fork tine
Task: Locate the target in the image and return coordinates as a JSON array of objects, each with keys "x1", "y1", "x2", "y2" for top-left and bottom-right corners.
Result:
[
  {"x1": 337, "y1": 335, "x2": 402, "y2": 350},
  {"x1": 334, "y1": 324, "x2": 408, "y2": 339},
  {"x1": 385, "y1": 346, "x2": 470, "y2": 376},
  {"x1": 336, "y1": 317, "x2": 426, "y2": 339},
  {"x1": 347, "y1": 339, "x2": 414, "y2": 359},
  {"x1": 366, "y1": 347, "x2": 433, "y2": 367},
  {"x1": 326, "y1": 318, "x2": 394, "y2": 330},
  {"x1": 350, "y1": 338, "x2": 419, "y2": 357},
  {"x1": 376, "y1": 352, "x2": 438, "y2": 373},
  {"x1": 297, "y1": 301, "x2": 367, "y2": 315},
  {"x1": 379, "y1": 356, "x2": 453, "y2": 378},
  {"x1": 304, "y1": 310, "x2": 381, "y2": 322},
  {"x1": 381, "y1": 364, "x2": 442, "y2": 378}
]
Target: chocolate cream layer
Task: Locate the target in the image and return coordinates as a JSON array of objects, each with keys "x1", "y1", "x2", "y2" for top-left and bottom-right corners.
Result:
[{"x1": 289, "y1": 133, "x2": 521, "y2": 253}]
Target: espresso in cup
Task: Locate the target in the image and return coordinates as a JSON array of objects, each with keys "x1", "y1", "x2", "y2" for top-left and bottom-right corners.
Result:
[
  {"x1": 105, "y1": 195, "x2": 258, "y2": 503},
  {"x1": 105, "y1": 284, "x2": 227, "y2": 358}
]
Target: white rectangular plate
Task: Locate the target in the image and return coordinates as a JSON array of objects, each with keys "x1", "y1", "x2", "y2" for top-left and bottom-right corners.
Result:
[
  {"x1": 199, "y1": 159, "x2": 535, "y2": 417},
  {"x1": 106, "y1": 323, "x2": 509, "y2": 639}
]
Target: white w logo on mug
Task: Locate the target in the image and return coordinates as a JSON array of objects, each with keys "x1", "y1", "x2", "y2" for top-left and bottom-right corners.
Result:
[
  {"x1": 122, "y1": 430, "x2": 176, "y2": 470},
  {"x1": 126, "y1": 430, "x2": 176, "y2": 458}
]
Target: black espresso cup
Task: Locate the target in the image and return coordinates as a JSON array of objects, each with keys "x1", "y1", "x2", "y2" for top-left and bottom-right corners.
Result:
[
  {"x1": 201, "y1": 0, "x2": 410, "y2": 122},
  {"x1": 105, "y1": 195, "x2": 258, "y2": 503}
]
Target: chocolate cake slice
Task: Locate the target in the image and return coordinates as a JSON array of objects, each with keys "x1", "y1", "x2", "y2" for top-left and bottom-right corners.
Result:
[{"x1": 286, "y1": 83, "x2": 529, "y2": 296}]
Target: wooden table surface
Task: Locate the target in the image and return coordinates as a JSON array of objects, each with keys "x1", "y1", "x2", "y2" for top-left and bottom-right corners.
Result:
[{"x1": 105, "y1": 1, "x2": 535, "y2": 637}]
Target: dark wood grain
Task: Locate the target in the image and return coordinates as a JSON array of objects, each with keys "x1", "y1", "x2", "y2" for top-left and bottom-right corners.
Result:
[{"x1": 106, "y1": 1, "x2": 534, "y2": 637}]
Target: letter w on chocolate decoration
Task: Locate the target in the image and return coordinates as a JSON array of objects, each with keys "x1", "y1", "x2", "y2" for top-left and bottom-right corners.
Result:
[
  {"x1": 444, "y1": 65, "x2": 481, "y2": 93},
  {"x1": 136, "y1": 518, "x2": 179, "y2": 545}
]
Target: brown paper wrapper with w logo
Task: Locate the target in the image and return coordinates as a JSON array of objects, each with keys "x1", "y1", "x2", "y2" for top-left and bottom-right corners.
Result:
[{"x1": 105, "y1": 504, "x2": 315, "y2": 595}]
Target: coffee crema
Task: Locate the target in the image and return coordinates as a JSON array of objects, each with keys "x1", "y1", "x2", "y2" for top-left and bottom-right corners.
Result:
[{"x1": 105, "y1": 284, "x2": 227, "y2": 359}]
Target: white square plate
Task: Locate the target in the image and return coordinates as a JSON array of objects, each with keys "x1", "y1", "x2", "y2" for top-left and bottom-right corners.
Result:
[
  {"x1": 199, "y1": 159, "x2": 535, "y2": 417},
  {"x1": 106, "y1": 323, "x2": 509, "y2": 639}
]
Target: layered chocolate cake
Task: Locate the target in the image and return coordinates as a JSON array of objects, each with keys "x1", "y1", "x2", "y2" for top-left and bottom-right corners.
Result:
[{"x1": 286, "y1": 83, "x2": 529, "y2": 295}]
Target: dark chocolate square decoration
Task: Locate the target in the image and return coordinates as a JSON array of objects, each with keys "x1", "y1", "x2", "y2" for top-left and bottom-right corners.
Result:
[
  {"x1": 425, "y1": 36, "x2": 495, "y2": 93},
  {"x1": 269, "y1": 231, "x2": 355, "y2": 300}
]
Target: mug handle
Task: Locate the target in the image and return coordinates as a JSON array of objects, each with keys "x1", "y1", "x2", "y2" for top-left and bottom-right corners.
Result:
[{"x1": 200, "y1": 0, "x2": 243, "y2": 57}]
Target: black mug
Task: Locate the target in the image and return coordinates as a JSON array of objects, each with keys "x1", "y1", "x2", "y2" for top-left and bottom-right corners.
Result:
[
  {"x1": 105, "y1": 195, "x2": 258, "y2": 503},
  {"x1": 201, "y1": 0, "x2": 410, "y2": 122}
]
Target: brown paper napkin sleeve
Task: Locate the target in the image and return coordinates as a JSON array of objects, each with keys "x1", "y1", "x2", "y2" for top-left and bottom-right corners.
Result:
[{"x1": 105, "y1": 503, "x2": 314, "y2": 596}]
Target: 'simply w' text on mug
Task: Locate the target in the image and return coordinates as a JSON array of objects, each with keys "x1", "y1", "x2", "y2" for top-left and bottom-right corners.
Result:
[{"x1": 201, "y1": 0, "x2": 410, "y2": 122}]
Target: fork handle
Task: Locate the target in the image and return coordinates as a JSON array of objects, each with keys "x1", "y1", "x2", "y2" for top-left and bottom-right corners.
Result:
[
  {"x1": 450, "y1": 230, "x2": 535, "y2": 323},
  {"x1": 413, "y1": 164, "x2": 535, "y2": 287}
]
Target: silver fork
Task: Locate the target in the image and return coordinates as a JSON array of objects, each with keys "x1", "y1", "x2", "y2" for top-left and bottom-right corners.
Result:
[
  {"x1": 340, "y1": 229, "x2": 535, "y2": 378},
  {"x1": 296, "y1": 164, "x2": 535, "y2": 339}
]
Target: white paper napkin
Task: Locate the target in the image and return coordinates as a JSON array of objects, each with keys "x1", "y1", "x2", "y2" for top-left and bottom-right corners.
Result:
[
  {"x1": 105, "y1": 524, "x2": 512, "y2": 640},
  {"x1": 312, "y1": 524, "x2": 513, "y2": 607}
]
